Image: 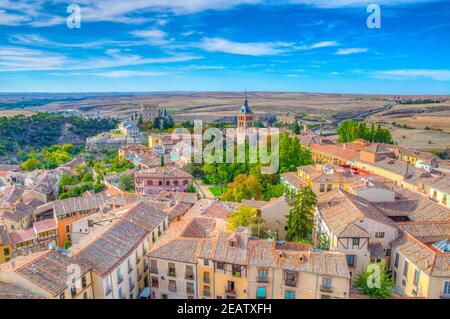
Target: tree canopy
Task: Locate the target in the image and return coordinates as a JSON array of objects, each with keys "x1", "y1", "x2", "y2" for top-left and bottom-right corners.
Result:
[
  {"x1": 337, "y1": 120, "x2": 393, "y2": 144},
  {"x1": 286, "y1": 186, "x2": 317, "y2": 243},
  {"x1": 354, "y1": 261, "x2": 395, "y2": 299}
]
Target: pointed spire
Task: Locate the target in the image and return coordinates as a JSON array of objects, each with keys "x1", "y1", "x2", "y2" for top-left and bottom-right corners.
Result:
[{"x1": 240, "y1": 89, "x2": 252, "y2": 114}]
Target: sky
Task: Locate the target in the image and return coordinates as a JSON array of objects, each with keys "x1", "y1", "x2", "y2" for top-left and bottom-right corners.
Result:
[{"x1": 0, "y1": 0, "x2": 449, "y2": 94}]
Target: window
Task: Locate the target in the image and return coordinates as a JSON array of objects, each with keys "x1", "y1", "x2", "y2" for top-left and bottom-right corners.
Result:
[
  {"x1": 326, "y1": 184, "x2": 332, "y2": 192},
  {"x1": 60, "y1": 293, "x2": 65, "y2": 299},
  {"x1": 217, "y1": 262, "x2": 225, "y2": 270},
  {"x1": 83, "y1": 292, "x2": 88, "y2": 299},
  {"x1": 256, "y1": 287, "x2": 266, "y2": 299},
  {"x1": 284, "y1": 271, "x2": 297, "y2": 287},
  {"x1": 150, "y1": 259, "x2": 158, "y2": 273},
  {"x1": 375, "y1": 232, "x2": 385, "y2": 238},
  {"x1": 65, "y1": 225, "x2": 70, "y2": 232},
  {"x1": 116, "y1": 268, "x2": 123, "y2": 283},
  {"x1": 127, "y1": 259, "x2": 133, "y2": 273},
  {"x1": 204, "y1": 286, "x2": 211, "y2": 297},
  {"x1": 443, "y1": 281, "x2": 450, "y2": 296},
  {"x1": 258, "y1": 269, "x2": 268, "y2": 282},
  {"x1": 168, "y1": 280, "x2": 177, "y2": 292},
  {"x1": 322, "y1": 278, "x2": 332, "y2": 288},
  {"x1": 186, "y1": 282, "x2": 194, "y2": 295},
  {"x1": 151, "y1": 276, "x2": 159, "y2": 288},
  {"x1": 129, "y1": 277, "x2": 135, "y2": 291},
  {"x1": 394, "y1": 253, "x2": 399, "y2": 268},
  {"x1": 319, "y1": 184, "x2": 325, "y2": 192},
  {"x1": 118, "y1": 287, "x2": 124, "y2": 299},
  {"x1": 203, "y1": 259, "x2": 209, "y2": 266},
  {"x1": 142, "y1": 242, "x2": 146, "y2": 255},
  {"x1": 203, "y1": 272, "x2": 211, "y2": 284},
  {"x1": 403, "y1": 261, "x2": 409, "y2": 277},
  {"x1": 185, "y1": 265, "x2": 194, "y2": 280},
  {"x1": 168, "y1": 263, "x2": 176, "y2": 277},
  {"x1": 385, "y1": 249, "x2": 391, "y2": 257},
  {"x1": 81, "y1": 276, "x2": 87, "y2": 288},
  {"x1": 352, "y1": 238, "x2": 360, "y2": 246},
  {"x1": 226, "y1": 281, "x2": 235, "y2": 292},
  {"x1": 135, "y1": 250, "x2": 140, "y2": 263},
  {"x1": 232, "y1": 265, "x2": 242, "y2": 277},
  {"x1": 285, "y1": 290, "x2": 295, "y2": 299},
  {"x1": 346, "y1": 255, "x2": 356, "y2": 267},
  {"x1": 413, "y1": 269, "x2": 420, "y2": 286}
]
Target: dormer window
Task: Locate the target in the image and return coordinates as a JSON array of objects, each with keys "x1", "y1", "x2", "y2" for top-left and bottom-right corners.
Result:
[{"x1": 229, "y1": 239, "x2": 237, "y2": 247}]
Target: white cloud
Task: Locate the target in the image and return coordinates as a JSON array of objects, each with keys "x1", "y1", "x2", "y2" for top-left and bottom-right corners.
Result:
[
  {"x1": 130, "y1": 29, "x2": 170, "y2": 45},
  {"x1": 0, "y1": 9, "x2": 30, "y2": 25},
  {"x1": 335, "y1": 48, "x2": 368, "y2": 55},
  {"x1": 0, "y1": 45, "x2": 201, "y2": 71},
  {"x1": 0, "y1": 0, "x2": 440, "y2": 27},
  {"x1": 196, "y1": 37, "x2": 292, "y2": 56},
  {"x1": 196, "y1": 38, "x2": 336, "y2": 56},
  {"x1": 88, "y1": 70, "x2": 170, "y2": 78},
  {"x1": 296, "y1": 41, "x2": 338, "y2": 50},
  {"x1": 369, "y1": 69, "x2": 450, "y2": 81}
]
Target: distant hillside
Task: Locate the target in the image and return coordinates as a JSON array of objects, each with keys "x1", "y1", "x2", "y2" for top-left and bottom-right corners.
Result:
[{"x1": 0, "y1": 112, "x2": 117, "y2": 163}]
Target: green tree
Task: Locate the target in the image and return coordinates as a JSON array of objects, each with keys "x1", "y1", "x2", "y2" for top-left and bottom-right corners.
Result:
[
  {"x1": 227, "y1": 206, "x2": 270, "y2": 238},
  {"x1": 316, "y1": 233, "x2": 330, "y2": 250},
  {"x1": 21, "y1": 158, "x2": 41, "y2": 171},
  {"x1": 221, "y1": 174, "x2": 264, "y2": 202},
  {"x1": 286, "y1": 186, "x2": 317, "y2": 242},
  {"x1": 293, "y1": 121, "x2": 301, "y2": 134},
  {"x1": 186, "y1": 184, "x2": 196, "y2": 193},
  {"x1": 354, "y1": 261, "x2": 395, "y2": 299},
  {"x1": 81, "y1": 171, "x2": 93, "y2": 183},
  {"x1": 118, "y1": 174, "x2": 135, "y2": 192}
]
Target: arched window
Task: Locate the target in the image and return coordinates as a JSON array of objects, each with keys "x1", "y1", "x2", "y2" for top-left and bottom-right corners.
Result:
[{"x1": 166, "y1": 180, "x2": 170, "y2": 186}]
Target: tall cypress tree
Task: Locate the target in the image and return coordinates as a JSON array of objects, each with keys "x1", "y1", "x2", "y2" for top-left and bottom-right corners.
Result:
[{"x1": 286, "y1": 186, "x2": 317, "y2": 242}]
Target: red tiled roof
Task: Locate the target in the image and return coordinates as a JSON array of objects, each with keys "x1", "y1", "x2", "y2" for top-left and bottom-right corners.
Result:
[{"x1": 312, "y1": 144, "x2": 359, "y2": 161}]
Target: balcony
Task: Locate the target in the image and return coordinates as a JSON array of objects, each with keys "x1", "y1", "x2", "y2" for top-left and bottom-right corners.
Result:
[
  {"x1": 320, "y1": 285, "x2": 333, "y2": 293},
  {"x1": 150, "y1": 267, "x2": 158, "y2": 274},
  {"x1": 128, "y1": 266, "x2": 133, "y2": 274},
  {"x1": 232, "y1": 271, "x2": 242, "y2": 277},
  {"x1": 168, "y1": 270, "x2": 176, "y2": 277},
  {"x1": 168, "y1": 285, "x2": 177, "y2": 293},
  {"x1": 257, "y1": 277, "x2": 269, "y2": 283},
  {"x1": 105, "y1": 287, "x2": 112, "y2": 297},
  {"x1": 129, "y1": 283, "x2": 135, "y2": 291},
  {"x1": 138, "y1": 273, "x2": 143, "y2": 281},
  {"x1": 117, "y1": 276, "x2": 124, "y2": 284},
  {"x1": 284, "y1": 279, "x2": 297, "y2": 287},
  {"x1": 136, "y1": 257, "x2": 141, "y2": 264},
  {"x1": 185, "y1": 273, "x2": 194, "y2": 280},
  {"x1": 186, "y1": 287, "x2": 195, "y2": 295},
  {"x1": 225, "y1": 286, "x2": 236, "y2": 294}
]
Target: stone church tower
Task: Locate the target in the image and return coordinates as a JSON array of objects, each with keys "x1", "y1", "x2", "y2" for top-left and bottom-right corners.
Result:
[{"x1": 237, "y1": 91, "x2": 254, "y2": 132}]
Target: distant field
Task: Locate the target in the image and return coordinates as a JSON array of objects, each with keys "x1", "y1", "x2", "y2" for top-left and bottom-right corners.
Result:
[
  {"x1": 368, "y1": 102, "x2": 450, "y2": 150},
  {"x1": 1, "y1": 92, "x2": 394, "y2": 123}
]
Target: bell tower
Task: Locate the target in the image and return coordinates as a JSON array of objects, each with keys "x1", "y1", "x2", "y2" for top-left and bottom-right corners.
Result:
[{"x1": 237, "y1": 91, "x2": 254, "y2": 132}]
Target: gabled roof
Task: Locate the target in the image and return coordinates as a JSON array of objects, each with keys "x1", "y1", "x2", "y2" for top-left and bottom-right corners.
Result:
[
  {"x1": 0, "y1": 250, "x2": 91, "y2": 296},
  {"x1": 339, "y1": 224, "x2": 369, "y2": 238},
  {"x1": 391, "y1": 232, "x2": 449, "y2": 277},
  {"x1": 247, "y1": 240, "x2": 350, "y2": 278},
  {"x1": 0, "y1": 282, "x2": 45, "y2": 299},
  {"x1": 72, "y1": 201, "x2": 167, "y2": 276},
  {"x1": 317, "y1": 189, "x2": 397, "y2": 237}
]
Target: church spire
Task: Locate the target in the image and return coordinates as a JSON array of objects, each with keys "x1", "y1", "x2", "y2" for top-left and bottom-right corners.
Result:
[{"x1": 240, "y1": 90, "x2": 252, "y2": 114}]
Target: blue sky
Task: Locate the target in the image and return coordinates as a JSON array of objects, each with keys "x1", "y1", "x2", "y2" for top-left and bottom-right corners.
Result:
[{"x1": 0, "y1": 0, "x2": 449, "y2": 94}]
